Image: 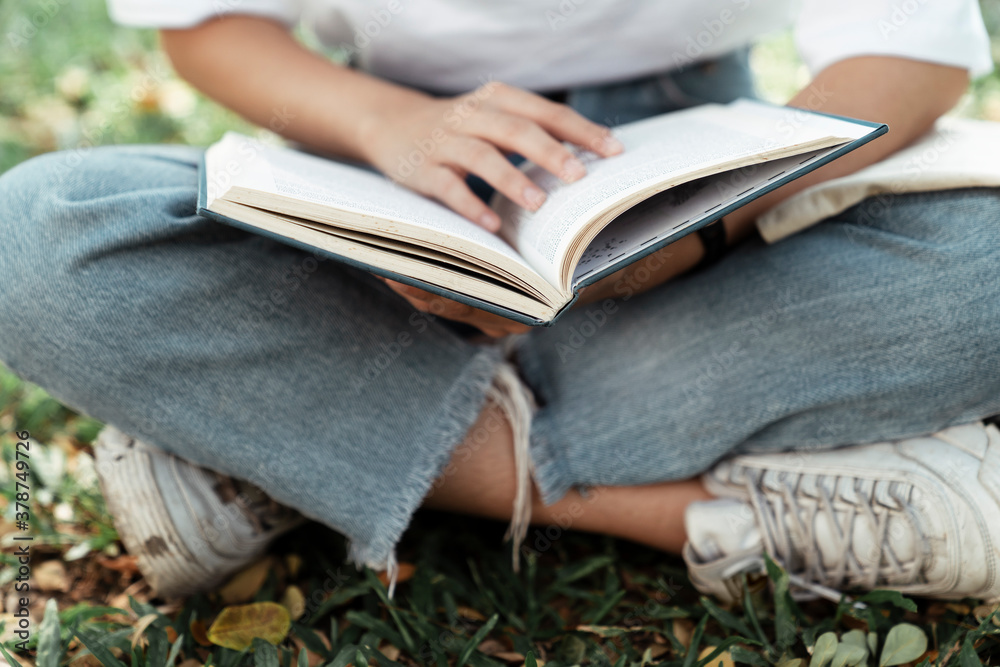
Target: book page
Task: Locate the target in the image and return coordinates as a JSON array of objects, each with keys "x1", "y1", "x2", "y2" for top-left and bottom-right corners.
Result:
[
  {"x1": 209, "y1": 198, "x2": 557, "y2": 320},
  {"x1": 571, "y1": 147, "x2": 834, "y2": 285},
  {"x1": 494, "y1": 101, "x2": 872, "y2": 290},
  {"x1": 207, "y1": 133, "x2": 542, "y2": 281}
]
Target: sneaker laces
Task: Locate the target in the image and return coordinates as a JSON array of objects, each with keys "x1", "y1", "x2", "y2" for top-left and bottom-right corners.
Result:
[
  {"x1": 738, "y1": 467, "x2": 930, "y2": 600},
  {"x1": 210, "y1": 471, "x2": 301, "y2": 533}
]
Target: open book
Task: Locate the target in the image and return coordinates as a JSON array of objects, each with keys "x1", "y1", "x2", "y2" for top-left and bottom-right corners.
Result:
[{"x1": 198, "y1": 99, "x2": 886, "y2": 325}]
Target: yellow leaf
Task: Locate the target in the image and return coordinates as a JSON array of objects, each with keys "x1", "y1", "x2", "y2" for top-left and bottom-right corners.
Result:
[
  {"x1": 379, "y1": 645, "x2": 401, "y2": 661},
  {"x1": 285, "y1": 554, "x2": 303, "y2": 578},
  {"x1": 207, "y1": 602, "x2": 291, "y2": 650},
  {"x1": 698, "y1": 646, "x2": 735, "y2": 667},
  {"x1": 218, "y1": 557, "x2": 274, "y2": 604},
  {"x1": 281, "y1": 585, "x2": 306, "y2": 621}
]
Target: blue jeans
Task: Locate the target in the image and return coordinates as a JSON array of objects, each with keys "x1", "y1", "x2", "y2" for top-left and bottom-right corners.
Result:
[{"x1": 2, "y1": 51, "x2": 1000, "y2": 569}]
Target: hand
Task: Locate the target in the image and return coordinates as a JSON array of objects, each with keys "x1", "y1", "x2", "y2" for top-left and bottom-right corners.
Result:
[
  {"x1": 382, "y1": 279, "x2": 532, "y2": 338},
  {"x1": 359, "y1": 82, "x2": 625, "y2": 231}
]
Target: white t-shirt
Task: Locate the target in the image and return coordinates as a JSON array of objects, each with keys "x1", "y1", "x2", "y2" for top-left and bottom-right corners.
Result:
[{"x1": 108, "y1": 0, "x2": 993, "y2": 93}]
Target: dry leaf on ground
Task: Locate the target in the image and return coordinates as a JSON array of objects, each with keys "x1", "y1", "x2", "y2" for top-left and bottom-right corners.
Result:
[
  {"x1": 698, "y1": 646, "x2": 735, "y2": 667},
  {"x1": 280, "y1": 585, "x2": 306, "y2": 621},
  {"x1": 206, "y1": 602, "x2": 291, "y2": 650},
  {"x1": 218, "y1": 557, "x2": 274, "y2": 605},
  {"x1": 190, "y1": 619, "x2": 212, "y2": 647},
  {"x1": 34, "y1": 560, "x2": 70, "y2": 592},
  {"x1": 673, "y1": 619, "x2": 695, "y2": 649},
  {"x1": 377, "y1": 562, "x2": 416, "y2": 588}
]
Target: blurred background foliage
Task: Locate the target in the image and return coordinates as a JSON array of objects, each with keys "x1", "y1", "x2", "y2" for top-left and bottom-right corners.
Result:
[{"x1": 2, "y1": 0, "x2": 1000, "y2": 175}]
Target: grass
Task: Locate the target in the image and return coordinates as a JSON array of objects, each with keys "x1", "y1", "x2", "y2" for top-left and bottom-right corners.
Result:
[
  {"x1": 2, "y1": 375, "x2": 1000, "y2": 666},
  {"x1": 3, "y1": 0, "x2": 1000, "y2": 664}
]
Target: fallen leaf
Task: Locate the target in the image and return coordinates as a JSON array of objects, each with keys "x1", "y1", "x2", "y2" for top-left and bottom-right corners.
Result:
[
  {"x1": 165, "y1": 626, "x2": 179, "y2": 643},
  {"x1": 34, "y1": 561, "x2": 70, "y2": 592},
  {"x1": 379, "y1": 645, "x2": 401, "y2": 661},
  {"x1": 98, "y1": 555, "x2": 140, "y2": 576},
  {"x1": 377, "y1": 562, "x2": 416, "y2": 588},
  {"x1": 131, "y1": 614, "x2": 160, "y2": 648},
  {"x1": 281, "y1": 585, "x2": 306, "y2": 621},
  {"x1": 285, "y1": 554, "x2": 303, "y2": 578},
  {"x1": 218, "y1": 557, "x2": 273, "y2": 605},
  {"x1": 177, "y1": 660, "x2": 202, "y2": 667},
  {"x1": 190, "y1": 619, "x2": 212, "y2": 647},
  {"x1": 973, "y1": 604, "x2": 1000, "y2": 625},
  {"x1": 292, "y1": 633, "x2": 331, "y2": 667},
  {"x1": 457, "y1": 606, "x2": 487, "y2": 622},
  {"x1": 108, "y1": 579, "x2": 151, "y2": 611},
  {"x1": 698, "y1": 646, "x2": 734, "y2": 667},
  {"x1": 575, "y1": 625, "x2": 628, "y2": 638},
  {"x1": 206, "y1": 602, "x2": 291, "y2": 650},
  {"x1": 925, "y1": 603, "x2": 948, "y2": 618},
  {"x1": 648, "y1": 645, "x2": 669, "y2": 659},
  {"x1": 672, "y1": 619, "x2": 695, "y2": 649},
  {"x1": 69, "y1": 655, "x2": 102, "y2": 667},
  {"x1": 477, "y1": 639, "x2": 506, "y2": 656},
  {"x1": 494, "y1": 652, "x2": 525, "y2": 663}
]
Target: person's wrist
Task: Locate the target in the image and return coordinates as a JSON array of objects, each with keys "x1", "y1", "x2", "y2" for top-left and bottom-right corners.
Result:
[{"x1": 354, "y1": 87, "x2": 434, "y2": 167}]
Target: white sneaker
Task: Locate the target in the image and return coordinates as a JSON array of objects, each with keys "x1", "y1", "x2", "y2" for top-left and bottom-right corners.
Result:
[
  {"x1": 94, "y1": 426, "x2": 303, "y2": 596},
  {"x1": 683, "y1": 421, "x2": 1000, "y2": 604}
]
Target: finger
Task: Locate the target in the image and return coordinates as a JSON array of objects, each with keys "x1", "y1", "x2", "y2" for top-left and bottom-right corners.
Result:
[
  {"x1": 450, "y1": 306, "x2": 533, "y2": 336},
  {"x1": 384, "y1": 279, "x2": 433, "y2": 301},
  {"x1": 386, "y1": 280, "x2": 476, "y2": 319},
  {"x1": 479, "y1": 326, "x2": 509, "y2": 338},
  {"x1": 392, "y1": 289, "x2": 431, "y2": 313},
  {"x1": 383, "y1": 281, "x2": 439, "y2": 314},
  {"x1": 465, "y1": 111, "x2": 588, "y2": 185},
  {"x1": 408, "y1": 166, "x2": 501, "y2": 231},
  {"x1": 439, "y1": 137, "x2": 549, "y2": 211},
  {"x1": 478, "y1": 321, "x2": 532, "y2": 337},
  {"x1": 489, "y1": 83, "x2": 624, "y2": 157},
  {"x1": 486, "y1": 324, "x2": 532, "y2": 337},
  {"x1": 386, "y1": 281, "x2": 529, "y2": 336}
]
